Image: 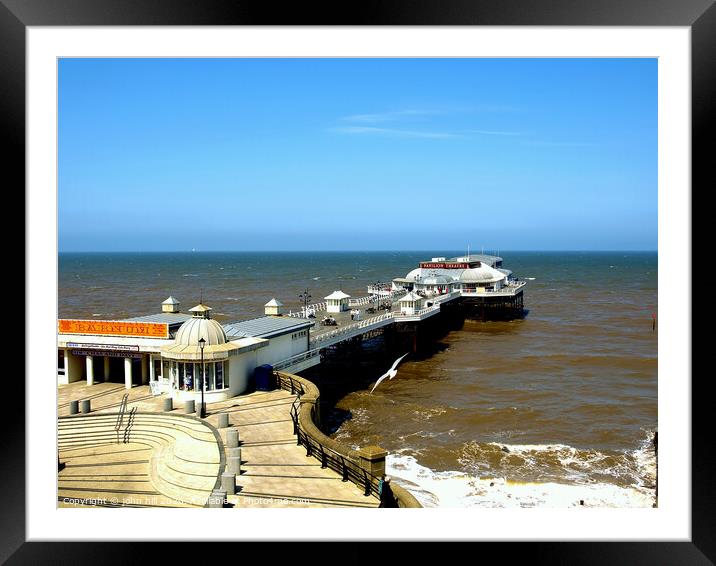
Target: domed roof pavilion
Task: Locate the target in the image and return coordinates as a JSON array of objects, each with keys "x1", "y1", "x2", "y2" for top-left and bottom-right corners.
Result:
[{"x1": 162, "y1": 303, "x2": 251, "y2": 361}]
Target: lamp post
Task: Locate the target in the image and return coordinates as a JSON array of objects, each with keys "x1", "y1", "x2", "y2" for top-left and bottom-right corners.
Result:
[
  {"x1": 199, "y1": 337, "x2": 206, "y2": 418},
  {"x1": 299, "y1": 288, "x2": 311, "y2": 317}
]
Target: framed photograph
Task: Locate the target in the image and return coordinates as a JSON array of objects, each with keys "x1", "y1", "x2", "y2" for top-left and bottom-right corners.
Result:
[{"x1": 7, "y1": 0, "x2": 710, "y2": 560}]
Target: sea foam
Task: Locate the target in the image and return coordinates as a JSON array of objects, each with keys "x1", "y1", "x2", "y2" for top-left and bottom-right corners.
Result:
[{"x1": 387, "y1": 449, "x2": 655, "y2": 509}]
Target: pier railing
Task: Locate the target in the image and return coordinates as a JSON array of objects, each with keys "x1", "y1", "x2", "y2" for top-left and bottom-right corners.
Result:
[
  {"x1": 348, "y1": 296, "x2": 375, "y2": 307},
  {"x1": 309, "y1": 312, "x2": 395, "y2": 347},
  {"x1": 287, "y1": 302, "x2": 327, "y2": 318},
  {"x1": 287, "y1": 290, "x2": 407, "y2": 317},
  {"x1": 272, "y1": 348, "x2": 322, "y2": 372},
  {"x1": 275, "y1": 370, "x2": 422, "y2": 508},
  {"x1": 393, "y1": 289, "x2": 461, "y2": 319},
  {"x1": 288, "y1": 302, "x2": 327, "y2": 317},
  {"x1": 460, "y1": 281, "x2": 526, "y2": 296},
  {"x1": 364, "y1": 288, "x2": 408, "y2": 300},
  {"x1": 366, "y1": 285, "x2": 393, "y2": 294}
]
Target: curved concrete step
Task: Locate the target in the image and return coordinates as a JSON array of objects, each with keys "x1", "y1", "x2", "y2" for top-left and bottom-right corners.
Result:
[{"x1": 58, "y1": 413, "x2": 223, "y2": 508}]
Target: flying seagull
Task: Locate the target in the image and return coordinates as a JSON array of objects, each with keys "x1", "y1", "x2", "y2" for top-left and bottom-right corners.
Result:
[{"x1": 371, "y1": 352, "x2": 409, "y2": 393}]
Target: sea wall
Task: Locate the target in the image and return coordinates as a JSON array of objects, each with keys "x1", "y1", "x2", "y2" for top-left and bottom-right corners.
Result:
[{"x1": 275, "y1": 370, "x2": 422, "y2": 508}]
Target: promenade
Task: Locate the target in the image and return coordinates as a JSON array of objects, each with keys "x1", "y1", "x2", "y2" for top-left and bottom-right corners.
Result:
[{"x1": 57, "y1": 382, "x2": 377, "y2": 508}]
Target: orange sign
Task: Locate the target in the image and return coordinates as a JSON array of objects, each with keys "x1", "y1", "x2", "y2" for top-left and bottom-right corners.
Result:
[{"x1": 58, "y1": 319, "x2": 169, "y2": 339}]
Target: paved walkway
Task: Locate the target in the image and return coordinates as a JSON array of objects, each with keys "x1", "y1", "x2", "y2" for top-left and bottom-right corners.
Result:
[
  {"x1": 57, "y1": 382, "x2": 377, "y2": 508},
  {"x1": 58, "y1": 442, "x2": 191, "y2": 508}
]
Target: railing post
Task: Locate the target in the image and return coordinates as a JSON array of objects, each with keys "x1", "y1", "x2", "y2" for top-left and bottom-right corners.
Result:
[
  {"x1": 342, "y1": 458, "x2": 349, "y2": 482},
  {"x1": 321, "y1": 447, "x2": 327, "y2": 469},
  {"x1": 363, "y1": 471, "x2": 372, "y2": 497}
]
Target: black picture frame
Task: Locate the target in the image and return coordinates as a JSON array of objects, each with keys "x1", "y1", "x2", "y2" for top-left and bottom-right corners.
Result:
[{"x1": 5, "y1": 0, "x2": 710, "y2": 562}]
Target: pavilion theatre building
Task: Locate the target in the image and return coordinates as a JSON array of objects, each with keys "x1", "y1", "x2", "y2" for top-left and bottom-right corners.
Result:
[{"x1": 57, "y1": 297, "x2": 313, "y2": 403}]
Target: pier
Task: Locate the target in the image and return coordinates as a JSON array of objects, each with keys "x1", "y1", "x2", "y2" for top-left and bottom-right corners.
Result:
[
  {"x1": 58, "y1": 253, "x2": 526, "y2": 395},
  {"x1": 273, "y1": 275, "x2": 526, "y2": 374},
  {"x1": 57, "y1": 253, "x2": 524, "y2": 508}
]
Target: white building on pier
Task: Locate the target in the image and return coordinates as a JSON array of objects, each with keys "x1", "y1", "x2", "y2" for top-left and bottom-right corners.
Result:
[{"x1": 58, "y1": 298, "x2": 313, "y2": 401}]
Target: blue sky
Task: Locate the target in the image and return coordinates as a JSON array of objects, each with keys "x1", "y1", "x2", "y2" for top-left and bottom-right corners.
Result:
[{"x1": 58, "y1": 58, "x2": 657, "y2": 251}]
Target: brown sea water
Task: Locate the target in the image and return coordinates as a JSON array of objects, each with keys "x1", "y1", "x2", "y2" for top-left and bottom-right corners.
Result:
[{"x1": 58, "y1": 251, "x2": 657, "y2": 507}]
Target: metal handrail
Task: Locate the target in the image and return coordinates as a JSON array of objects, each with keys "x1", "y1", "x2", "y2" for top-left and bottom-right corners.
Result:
[
  {"x1": 114, "y1": 393, "x2": 129, "y2": 444},
  {"x1": 273, "y1": 348, "x2": 322, "y2": 371},
  {"x1": 310, "y1": 312, "x2": 394, "y2": 345},
  {"x1": 275, "y1": 372, "x2": 383, "y2": 499},
  {"x1": 122, "y1": 407, "x2": 137, "y2": 444}
]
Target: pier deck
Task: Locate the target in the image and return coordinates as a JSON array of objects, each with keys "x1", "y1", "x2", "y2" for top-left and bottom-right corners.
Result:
[
  {"x1": 309, "y1": 303, "x2": 398, "y2": 340},
  {"x1": 273, "y1": 291, "x2": 464, "y2": 373}
]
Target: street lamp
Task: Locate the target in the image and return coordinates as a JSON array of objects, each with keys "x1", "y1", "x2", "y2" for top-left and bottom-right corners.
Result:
[
  {"x1": 299, "y1": 288, "x2": 311, "y2": 317},
  {"x1": 199, "y1": 337, "x2": 206, "y2": 418}
]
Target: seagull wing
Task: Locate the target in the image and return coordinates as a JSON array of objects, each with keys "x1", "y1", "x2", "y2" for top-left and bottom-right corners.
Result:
[
  {"x1": 389, "y1": 352, "x2": 409, "y2": 372},
  {"x1": 370, "y1": 370, "x2": 392, "y2": 394},
  {"x1": 371, "y1": 354, "x2": 409, "y2": 392}
]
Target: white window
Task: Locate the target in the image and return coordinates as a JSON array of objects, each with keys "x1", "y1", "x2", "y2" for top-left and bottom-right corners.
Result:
[{"x1": 215, "y1": 361, "x2": 224, "y2": 389}]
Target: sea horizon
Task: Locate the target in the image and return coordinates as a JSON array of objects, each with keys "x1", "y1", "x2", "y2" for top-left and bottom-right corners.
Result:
[{"x1": 59, "y1": 249, "x2": 658, "y2": 253}]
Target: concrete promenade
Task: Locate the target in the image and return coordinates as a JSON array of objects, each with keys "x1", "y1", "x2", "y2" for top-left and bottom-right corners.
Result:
[{"x1": 57, "y1": 382, "x2": 377, "y2": 508}]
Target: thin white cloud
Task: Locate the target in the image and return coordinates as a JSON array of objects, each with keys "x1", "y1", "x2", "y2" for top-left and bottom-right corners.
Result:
[
  {"x1": 470, "y1": 104, "x2": 525, "y2": 113},
  {"x1": 523, "y1": 140, "x2": 595, "y2": 147},
  {"x1": 341, "y1": 105, "x2": 523, "y2": 124},
  {"x1": 465, "y1": 129, "x2": 526, "y2": 137},
  {"x1": 330, "y1": 126, "x2": 460, "y2": 139},
  {"x1": 341, "y1": 109, "x2": 438, "y2": 123}
]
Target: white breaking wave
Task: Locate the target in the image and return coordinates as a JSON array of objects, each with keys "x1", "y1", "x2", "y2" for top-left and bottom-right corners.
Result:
[{"x1": 387, "y1": 451, "x2": 655, "y2": 509}]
